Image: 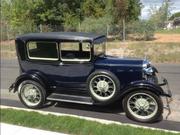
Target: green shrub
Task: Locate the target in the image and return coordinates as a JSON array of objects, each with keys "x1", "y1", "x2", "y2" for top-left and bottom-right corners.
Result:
[
  {"x1": 128, "y1": 20, "x2": 155, "y2": 41},
  {"x1": 81, "y1": 16, "x2": 112, "y2": 34}
]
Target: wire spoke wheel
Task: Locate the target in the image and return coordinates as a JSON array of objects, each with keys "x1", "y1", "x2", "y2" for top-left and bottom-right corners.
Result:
[
  {"x1": 90, "y1": 74, "x2": 116, "y2": 101},
  {"x1": 127, "y1": 93, "x2": 158, "y2": 120}
]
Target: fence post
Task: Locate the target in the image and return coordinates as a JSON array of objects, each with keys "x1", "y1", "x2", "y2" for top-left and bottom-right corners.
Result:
[
  {"x1": 122, "y1": 18, "x2": 126, "y2": 42},
  {"x1": 40, "y1": 24, "x2": 42, "y2": 32},
  {"x1": 106, "y1": 24, "x2": 109, "y2": 38}
]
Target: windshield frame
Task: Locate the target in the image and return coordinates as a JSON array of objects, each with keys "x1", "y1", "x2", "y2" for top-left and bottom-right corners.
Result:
[{"x1": 93, "y1": 41, "x2": 106, "y2": 57}]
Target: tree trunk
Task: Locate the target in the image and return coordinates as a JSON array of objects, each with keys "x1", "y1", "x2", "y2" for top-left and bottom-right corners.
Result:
[
  {"x1": 122, "y1": 18, "x2": 126, "y2": 42},
  {"x1": 40, "y1": 24, "x2": 43, "y2": 32},
  {"x1": 106, "y1": 24, "x2": 109, "y2": 37},
  {"x1": 78, "y1": 22, "x2": 81, "y2": 32}
]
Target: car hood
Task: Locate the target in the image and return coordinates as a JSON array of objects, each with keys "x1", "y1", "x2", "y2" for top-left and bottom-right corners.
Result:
[{"x1": 95, "y1": 55, "x2": 145, "y2": 67}]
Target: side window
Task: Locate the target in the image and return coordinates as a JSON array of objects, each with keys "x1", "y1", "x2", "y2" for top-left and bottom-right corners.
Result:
[
  {"x1": 27, "y1": 41, "x2": 59, "y2": 61},
  {"x1": 60, "y1": 42, "x2": 91, "y2": 61}
]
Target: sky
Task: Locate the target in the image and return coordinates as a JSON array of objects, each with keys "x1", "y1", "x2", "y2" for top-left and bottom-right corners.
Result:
[{"x1": 141, "y1": 0, "x2": 180, "y2": 19}]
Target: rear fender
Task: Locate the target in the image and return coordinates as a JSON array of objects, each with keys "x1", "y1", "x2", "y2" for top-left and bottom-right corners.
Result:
[
  {"x1": 12, "y1": 71, "x2": 49, "y2": 93},
  {"x1": 120, "y1": 80, "x2": 165, "y2": 98}
]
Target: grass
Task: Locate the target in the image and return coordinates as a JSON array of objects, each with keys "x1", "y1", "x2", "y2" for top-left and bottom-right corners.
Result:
[
  {"x1": 156, "y1": 29, "x2": 180, "y2": 34},
  {"x1": 127, "y1": 42, "x2": 180, "y2": 63},
  {"x1": 106, "y1": 42, "x2": 180, "y2": 63},
  {"x1": 1, "y1": 108, "x2": 178, "y2": 135}
]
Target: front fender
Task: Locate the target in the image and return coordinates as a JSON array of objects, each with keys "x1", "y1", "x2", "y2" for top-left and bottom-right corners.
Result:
[
  {"x1": 11, "y1": 71, "x2": 49, "y2": 93},
  {"x1": 120, "y1": 80, "x2": 165, "y2": 97}
]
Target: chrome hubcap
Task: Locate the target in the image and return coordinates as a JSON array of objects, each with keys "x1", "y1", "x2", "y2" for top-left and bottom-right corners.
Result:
[
  {"x1": 135, "y1": 98, "x2": 150, "y2": 110},
  {"x1": 127, "y1": 93, "x2": 158, "y2": 120},
  {"x1": 97, "y1": 80, "x2": 109, "y2": 92},
  {"x1": 90, "y1": 75, "x2": 116, "y2": 101},
  {"x1": 20, "y1": 84, "x2": 41, "y2": 106}
]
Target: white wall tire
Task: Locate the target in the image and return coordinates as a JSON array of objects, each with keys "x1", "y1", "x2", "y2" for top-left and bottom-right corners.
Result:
[
  {"x1": 123, "y1": 90, "x2": 163, "y2": 123},
  {"x1": 18, "y1": 80, "x2": 46, "y2": 109}
]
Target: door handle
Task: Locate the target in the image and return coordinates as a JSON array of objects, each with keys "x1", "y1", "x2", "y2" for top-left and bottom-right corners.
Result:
[
  {"x1": 59, "y1": 62, "x2": 64, "y2": 66},
  {"x1": 52, "y1": 62, "x2": 64, "y2": 66},
  {"x1": 59, "y1": 62, "x2": 69, "y2": 66}
]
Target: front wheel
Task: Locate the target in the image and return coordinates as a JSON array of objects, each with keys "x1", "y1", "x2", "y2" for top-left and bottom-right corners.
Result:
[
  {"x1": 123, "y1": 90, "x2": 163, "y2": 123},
  {"x1": 18, "y1": 80, "x2": 46, "y2": 109}
]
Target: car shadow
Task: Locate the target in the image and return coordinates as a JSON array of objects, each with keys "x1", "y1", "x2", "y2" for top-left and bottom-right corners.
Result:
[{"x1": 44, "y1": 100, "x2": 163, "y2": 124}]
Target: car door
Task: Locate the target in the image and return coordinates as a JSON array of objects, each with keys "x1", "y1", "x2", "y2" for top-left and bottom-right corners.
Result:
[
  {"x1": 55, "y1": 41, "x2": 94, "y2": 92},
  {"x1": 55, "y1": 62, "x2": 94, "y2": 90}
]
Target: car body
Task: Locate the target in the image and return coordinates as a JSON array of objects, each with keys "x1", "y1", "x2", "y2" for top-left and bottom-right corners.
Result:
[{"x1": 9, "y1": 32, "x2": 172, "y2": 123}]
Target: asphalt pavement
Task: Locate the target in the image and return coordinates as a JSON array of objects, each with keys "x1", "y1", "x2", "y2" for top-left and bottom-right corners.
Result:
[{"x1": 1, "y1": 59, "x2": 180, "y2": 132}]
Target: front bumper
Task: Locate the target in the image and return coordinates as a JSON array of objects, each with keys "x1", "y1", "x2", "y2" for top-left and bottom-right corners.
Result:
[{"x1": 158, "y1": 76, "x2": 173, "y2": 119}]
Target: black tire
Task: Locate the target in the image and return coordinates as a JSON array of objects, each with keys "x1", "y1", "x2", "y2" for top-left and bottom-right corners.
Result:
[
  {"x1": 123, "y1": 90, "x2": 163, "y2": 123},
  {"x1": 87, "y1": 70, "x2": 120, "y2": 105},
  {"x1": 18, "y1": 80, "x2": 46, "y2": 109}
]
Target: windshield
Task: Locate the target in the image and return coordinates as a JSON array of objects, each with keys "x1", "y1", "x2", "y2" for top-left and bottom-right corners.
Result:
[{"x1": 94, "y1": 42, "x2": 106, "y2": 56}]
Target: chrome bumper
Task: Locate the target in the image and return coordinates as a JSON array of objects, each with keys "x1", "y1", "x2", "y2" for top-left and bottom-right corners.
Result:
[{"x1": 158, "y1": 77, "x2": 173, "y2": 119}]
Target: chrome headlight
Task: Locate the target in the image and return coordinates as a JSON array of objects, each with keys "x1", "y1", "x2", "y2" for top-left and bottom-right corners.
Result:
[
  {"x1": 143, "y1": 66, "x2": 154, "y2": 75},
  {"x1": 143, "y1": 60, "x2": 153, "y2": 75}
]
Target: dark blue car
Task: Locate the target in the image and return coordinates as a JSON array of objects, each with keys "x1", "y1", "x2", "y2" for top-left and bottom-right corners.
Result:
[{"x1": 9, "y1": 32, "x2": 172, "y2": 122}]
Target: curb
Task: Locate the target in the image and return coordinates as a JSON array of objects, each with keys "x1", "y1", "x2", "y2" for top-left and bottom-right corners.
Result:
[{"x1": 1, "y1": 105, "x2": 179, "y2": 134}]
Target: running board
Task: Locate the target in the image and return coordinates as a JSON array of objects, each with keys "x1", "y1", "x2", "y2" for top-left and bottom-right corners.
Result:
[{"x1": 47, "y1": 93, "x2": 93, "y2": 105}]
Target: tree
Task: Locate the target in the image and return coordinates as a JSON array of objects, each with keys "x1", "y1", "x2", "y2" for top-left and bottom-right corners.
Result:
[
  {"x1": 31, "y1": 0, "x2": 83, "y2": 31},
  {"x1": 30, "y1": 0, "x2": 65, "y2": 26},
  {"x1": 82, "y1": 0, "x2": 106, "y2": 18},
  {"x1": 169, "y1": 12, "x2": 180, "y2": 20},
  {"x1": 149, "y1": 0, "x2": 171, "y2": 28},
  {"x1": 113, "y1": 0, "x2": 142, "y2": 41},
  {"x1": 1, "y1": 0, "x2": 36, "y2": 37},
  {"x1": 1, "y1": 0, "x2": 143, "y2": 39}
]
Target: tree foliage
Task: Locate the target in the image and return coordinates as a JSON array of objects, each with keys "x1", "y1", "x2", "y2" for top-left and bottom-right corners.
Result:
[
  {"x1": 149, "y1": 0, "x2": 171, "y2": 28},
  {"x1": 113, "y1": 0, "x2": 142, "y2": 23},
  {"x1": 82, "y1": 0, "x2": 106, "y2": 18},
  {"x1": 169, "y1": 12, "x2": 180, "y2": 20},
  {"x1": 1, "y1": 0, "x2": 143, "y2": 40},
  {"x1": 128, "y1": 20, "x2": 155, "y2": 40},
  {"x1": 1, "y1": 0, "x2": 35, "y2": 32}
]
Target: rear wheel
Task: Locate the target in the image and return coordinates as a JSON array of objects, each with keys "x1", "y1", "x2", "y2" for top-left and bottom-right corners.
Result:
[
  {"x1": 18, "y1": 80, "x2": 46, "y2": 109},
  {"x1": 123, "y1": 90, "x2": 163, "y2": 123}
]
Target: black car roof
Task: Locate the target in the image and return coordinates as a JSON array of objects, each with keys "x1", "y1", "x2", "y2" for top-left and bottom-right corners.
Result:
[{"x1": 16, "y1": 32, "x2": 106, "y2": 43}]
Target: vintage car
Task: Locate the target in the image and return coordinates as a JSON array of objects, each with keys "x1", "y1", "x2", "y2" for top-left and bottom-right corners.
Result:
[{"x1": 9, "y1": 32, "x2": 172, "y2": 123}]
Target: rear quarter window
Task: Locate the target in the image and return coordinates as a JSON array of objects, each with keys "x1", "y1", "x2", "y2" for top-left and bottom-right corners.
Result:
[{"x1": 27, "y1": 41, "x2": 59, "y2": 61}]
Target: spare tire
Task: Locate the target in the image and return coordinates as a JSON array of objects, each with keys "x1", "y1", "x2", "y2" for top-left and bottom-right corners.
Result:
[{"x1": 87, "y1": 70, "x2": 120, "y2": 105}]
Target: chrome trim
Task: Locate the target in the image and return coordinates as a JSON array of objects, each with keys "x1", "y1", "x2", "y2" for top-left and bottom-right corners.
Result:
[
  {"x1": 52, "y1": 93, "x2": 91, "y2": 99},
  {"x1": 96, "y1": 63, "x2": 142, "y2": 67},
  {"x1": 142, "y1": 60, "x2": 151, "y2": 68}
]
